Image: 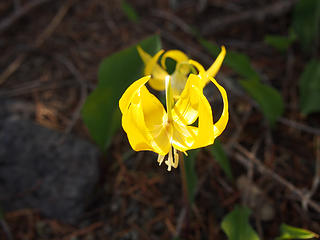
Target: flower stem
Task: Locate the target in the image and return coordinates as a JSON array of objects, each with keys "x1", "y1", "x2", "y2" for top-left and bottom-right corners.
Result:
[{"x1": 179, "y1": 152, "x2": 189, "y2": 205}]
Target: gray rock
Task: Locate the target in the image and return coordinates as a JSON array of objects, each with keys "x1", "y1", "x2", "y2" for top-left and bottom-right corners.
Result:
[{"x1": 0, "y1": 105, "x2": 100, "y2": 224}]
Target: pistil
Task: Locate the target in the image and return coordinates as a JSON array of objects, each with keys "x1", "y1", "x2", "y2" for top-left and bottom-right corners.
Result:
[{"x1": 165, "y1": 75, "x2": 173, "y2": 122}]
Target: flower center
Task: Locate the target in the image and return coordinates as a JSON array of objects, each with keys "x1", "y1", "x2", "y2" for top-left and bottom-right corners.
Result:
[{"x1": 155, "y1": 75, "x2": 180, "y2": 171}]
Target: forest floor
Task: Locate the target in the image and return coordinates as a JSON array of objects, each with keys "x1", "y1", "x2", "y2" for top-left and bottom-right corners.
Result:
[{"x1": 0, "y1": 0, "x2": 319, "y2": 239}]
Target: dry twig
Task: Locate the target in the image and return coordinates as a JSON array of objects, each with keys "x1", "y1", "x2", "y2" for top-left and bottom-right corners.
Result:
[
  {"x1": 0, "y1": 0, "x2": 76, "y2": 86},
  {"x1": 150, "y1": 9, "x2": 194, "y2": 35},
  {"x1": 278, "y1": 117, "x2": 320, "y2": 136},
  {"x1": 201, "y1": 0, "x2": 297, "y2": 35},
  {"x1": 62, "y1": 222, "x2": 103, "y2": 240},
  {"x1": 303, "y1": 137, "x2": 320, "y2": 210},
  {"x1": 0, "y1": 0, "x2": 51, "y2": 34},
  {"x1": 55, "y1": 55, "x2": 87, "y2": 135},
  {"x1": 234, "y1": 143, "x2": 320, "y2": 213},
  {"x1": 0, "y1": 78, "x2": 74, "y2": 97}
]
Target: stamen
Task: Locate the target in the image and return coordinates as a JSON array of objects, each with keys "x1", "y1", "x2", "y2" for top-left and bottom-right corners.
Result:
[
  {"x1": 157, "y1": 154, "x2": 165, "y2": 166},
  {"x1": 173, "y1": 148, "x2": 179, "y2": 168},
  {"x1": 165, "y1": 148, "x2": 180, "y2": 171},
  {"x1": 165, "y1": 148, "x2": 173, "y2": 171}
]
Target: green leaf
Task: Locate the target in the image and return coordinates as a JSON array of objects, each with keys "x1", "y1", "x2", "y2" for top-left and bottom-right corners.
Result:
[
  {"x1": 299, "y1": 59, "x2": 320, "y2": 115},
  {"x1": 240, "y1": 79, "x2": 284, "y2": 126},
  {"x1": 198, "y1": 38, "x2": 284, "y2": 125},
  {"x1": 226, "y1": 51, "x2": 260, "y2": 81},
  {"x1": 221, "y1": 206, "x2": 260, "y2": 240},
  {"x1": 172, "y1": 237, "x2": 183, "y2": 240},
  {"x1": 184, "y1": 149, "x2": 199, "y2": 204},
  {"x1": 276, "y1": 224, "x2": 319, "y2": 240},
  {"x1": 81, "y1": 88, "x2": 120, "y2": 149},
  {"x1": 210, "y1": 140, "x2": 233, "y2": 181},
  {"x1": 292, "y1": 0, "x2": 320, "y2": 52},
  {"x1": 198, "y1": 38, "x2": 260, "y2": 81},
  {"x1": 264, "y1": 34, "x2": 295, "y2": 52},
  {"x1": 81, "y1": 34, "x2": 161, "y2": 150},
  {"x1": 121, "y1": 0, "x2": 139, "y2": 23}
]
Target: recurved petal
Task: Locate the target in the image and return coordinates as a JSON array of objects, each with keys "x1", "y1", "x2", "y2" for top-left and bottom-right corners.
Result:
[
  {"x1": 172, "y1": 74, "x2": 202, "y2": 125},
  {"x1": 122, "y1": 104, "x2": 156, "y2": 153},
  {"x1": 139, "y1": 86, "x2": 167, "y2": 131},
  {"x1": 160, "y1": 50, "x2": 189, "y2": 69},
  {"x1": 148, "y1": 70, "x2": 167, "y2": 91},
  {"x1": 188, "y1": 86, "x2": 215, "y2": 149},
  {"x1": 137, "y1": 45, "x2": 151, "y2": 65},
  {"x1": 210, "y1": 77, "x2": 229, "y2": 138},
  {"x1": 122, "y1": 85, "x2": 172, "y2": 156},
  {"x1": 137, "y1": 46, "x2": 168, "y2": 91},
  {"x1": 119, "y1": 75, "x2": 151, "y2": 115},
  {"x1": 188, "y1": 59, "x2": 207, "y2": 89},
  {"x1": 144, "y1": 49, "x2": 164, "y2": 75},
  {"x1": 145, "y1": 49, "x2": 168, "y2": 91},
  {"x1": 206, "y1": 46, "x2": 226, "y2": 78},
  {"x1": 189, "y1": 59, "x2": 206, "y2": 73},
  {"x1": 189, "y1": 46, "x2": 226, "y2": 88}
]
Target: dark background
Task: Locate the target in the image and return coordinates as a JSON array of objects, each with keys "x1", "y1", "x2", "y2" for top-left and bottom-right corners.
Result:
[{"x1": 0, "y1": 0, "x2": 319, "y2": 239}]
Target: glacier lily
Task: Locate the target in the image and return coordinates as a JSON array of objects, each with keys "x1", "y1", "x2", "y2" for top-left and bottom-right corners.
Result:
[{"x1": 119, "y1": 47, "x2": 228, "y2": 171}]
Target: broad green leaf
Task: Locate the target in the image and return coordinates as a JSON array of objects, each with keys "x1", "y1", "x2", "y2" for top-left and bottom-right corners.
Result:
[
  {"x1": 198, "y1": 38, "x2": 284, "y2": 125},
  {"x1": 82, "y1": 35, "x2": 161, "y2": 150},
  {"x1": 210, "y1": 140, "x2": 233, "y2": 181},
  {"x1": 121, "y1": 0, "x2": 139, "y2": 23},
  {"x1": 292, "y1": 0, "x2": 320, "y2": 52},
  {"x1": 184, "y1": 149, "x2": 199, "y2": 204},
  {"x1": 198, "y1": 38, "x2": 260, "y2": 81},
  {"x1": 299, "y1": 59, "x2": 320, "y2": 115},
  {"x1": 226, "y1": 51, "x2": 260, "y2": 81},
  {"x1": 240, "y1": 79, "x2": 284, "y2": 126},
  {"x1": 221, "y1": 206, "x2": 260, "y2": 240},
  {"x1": 276, "y1": 224, "x2": 319, "y2": 240},
  {"x1": 82, "y1": 88, "x2": 120, "y2": 149},
  {"x1": 264, "y1": 34, "x2": 296, "y2": 52}
]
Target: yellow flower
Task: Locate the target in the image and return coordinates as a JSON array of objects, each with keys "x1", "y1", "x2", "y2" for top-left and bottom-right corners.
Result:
[
  {"x1": 137, "y1": 45, "x2": 226, "y2": 97},
  {"x1": 119, "y1": 47, "x2": 228, "y2": 171}
]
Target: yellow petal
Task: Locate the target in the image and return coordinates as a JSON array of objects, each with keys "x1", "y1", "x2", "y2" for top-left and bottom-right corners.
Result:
[
  {"x1": 148, "y1": 74, "x2": 167, "y2": 91},
  {"x1": 137, "y1": 46, "x2": 167, "y2": 91},
  {"x1": 189, "y1": 86, "x2": 215, "y2": 149},
  {"x1": 189, "y1": 46, "x2": 226, "y2": 88},
  {"x1": 206, "y1": 45, "x2": 226, "y2": 79},
  {"x1": 172, "y1": 74, "x2": 202, "y2": 125},
  {"x1": 160, "y1": 50, "x2": 189, "y2": 69},
  {"x1": 122, "y1": 104, "x2": 156, "y2": 152},
  {"x1": 172, "y1": 79, "x2": 215, "y2": 151},
  {"x1": 189, "y1": 59, "x2": 206, "y2": 73},
  {"x1": 121, "y1": 82, "x2": 172, "y2": 155},
  {"x1": 145, "y1": 49, "x2": 164, "y2": 74},
  {"x1": 119, "y1": 75, "x2": 151, "y2": 115},
  {"x1": 171, "y1": 121, "x2": 196, "y2": 152},
  {"x1": 139, "y1": 86, "x2": 167, "y2": 131},
  {"x1": 210, "y1": 77, "x2": 229, "y2": 138},
  {"x1": 188, "y1": 59, "x2": 207, "y2": 89},
  {"x1": 137, "y1": 45, "x2": 151, "y2": 65}
]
